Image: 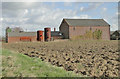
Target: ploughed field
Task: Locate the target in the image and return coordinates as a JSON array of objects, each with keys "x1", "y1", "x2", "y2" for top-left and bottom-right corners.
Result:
[{"x1": 2, "y1": 40, "x2": 119, "y2": 77}]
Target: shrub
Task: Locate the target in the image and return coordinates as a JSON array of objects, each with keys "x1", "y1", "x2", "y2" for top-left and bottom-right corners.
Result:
[
  {"x1": 70, "y1": 29, "x2": 102, "y2": 40},
  {"x1": 93, "y1": 29, "x2": 102, "y2": 40},
  {"x1": 84, "y1": 30, "x2": 93, "y2": 39}
]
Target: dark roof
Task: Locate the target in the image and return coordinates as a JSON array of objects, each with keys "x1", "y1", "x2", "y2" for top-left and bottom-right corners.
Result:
[
  {"x1": 8, "y1": 32, "x2": 37, "y2": 37},
  {"x1": 64, "y1": 19, "x2": 110, "y2": 26},
  {"x1": 51, "y1": 31, "x2": 62, "y2": 36},
  {"x1": 112, "y1": 30, "x2": 120, "y2": 35}
]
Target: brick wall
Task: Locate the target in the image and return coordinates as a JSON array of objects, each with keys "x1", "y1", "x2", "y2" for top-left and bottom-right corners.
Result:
[
  {"x1": 69, "y1": 26, "x2": 110, "y2": 40},
  {"x1": 8, "y1": 36, "x2": 37, "y2": 43},
  {"x1": 59, "y1": 20, "x2": 69, "y2": 39}
]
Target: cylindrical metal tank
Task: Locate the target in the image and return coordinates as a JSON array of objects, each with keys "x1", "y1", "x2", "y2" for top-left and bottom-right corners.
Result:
[
  {"x1": 44, "y1": 28, "x2": 51, "y2": 41},
  {"x1": 37, "y1": 30, "x2": 44, "y2": 41},
  {"x1": 6, "y1": 27, "x2": 12, "y2": 43}
]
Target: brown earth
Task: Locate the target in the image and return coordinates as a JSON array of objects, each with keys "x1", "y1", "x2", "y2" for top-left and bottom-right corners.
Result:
[{"x1": 2, "y1": 40, "x2": 120, "y2": 77}]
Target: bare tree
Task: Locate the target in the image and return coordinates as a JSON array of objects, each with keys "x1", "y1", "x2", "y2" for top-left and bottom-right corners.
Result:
[{"x1": 12, "y1": 27, "x2": 24, "y2": 32}]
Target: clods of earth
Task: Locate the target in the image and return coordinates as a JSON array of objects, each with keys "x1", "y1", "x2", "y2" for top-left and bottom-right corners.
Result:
[{"x1": 2, "y1": 40, "x2": 120, "y2": 77}]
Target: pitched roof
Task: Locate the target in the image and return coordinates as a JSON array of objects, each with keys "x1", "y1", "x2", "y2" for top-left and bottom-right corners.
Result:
[
  {"x1": 8, "y1": 32, "x2": 37, "y2": 37},
  {"x1": 64, "y1": 19, "x2": 110, "y2": 26}
]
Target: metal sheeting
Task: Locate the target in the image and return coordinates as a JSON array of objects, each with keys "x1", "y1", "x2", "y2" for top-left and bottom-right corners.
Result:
[
  {"x1": 64, "y1": 19, "x2": 110, "y2": 26},
  {"x1": 8, "y1": 32, "x2": 37, "y2": 37},
  {"x1": 51, "y1": 31, "x2": 61, "y2": 36}
]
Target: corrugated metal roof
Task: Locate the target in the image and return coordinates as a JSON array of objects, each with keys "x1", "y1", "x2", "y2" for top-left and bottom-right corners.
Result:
[
  {"x1": 64, "y1": 19, "x2": 110, "y2": 26},
  {"x1": 8, "y1": 32, "x2": 37, "y2": 37}
]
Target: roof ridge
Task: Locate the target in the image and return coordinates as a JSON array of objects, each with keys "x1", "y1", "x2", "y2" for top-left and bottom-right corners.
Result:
[
  {"x1": 63, "y1": 19, "x2": 70, "y2": 26},
  {"x1": 64, "y1": 18, "x2": 103, "y2": 20},
  {"x1": 63, "y1": 18, "x2": 110, "y2": 26}
]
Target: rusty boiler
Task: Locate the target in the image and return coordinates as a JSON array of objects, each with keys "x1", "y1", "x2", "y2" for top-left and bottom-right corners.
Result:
[
  {"x1": 44, "y1": 28, "x2": 51, "y2": 41},
  {"x1": 37, "y1": 30, "x2": 44, "y2": 41}
]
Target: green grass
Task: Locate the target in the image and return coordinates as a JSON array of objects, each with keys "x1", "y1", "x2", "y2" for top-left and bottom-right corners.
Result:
[{"x1": 2, "y1": 49, "x2": 81, "y2": 77}]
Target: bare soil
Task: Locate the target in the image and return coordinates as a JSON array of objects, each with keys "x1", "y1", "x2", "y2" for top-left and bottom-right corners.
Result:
[{"x1": 2, "y1": 40, "x2": 120, "y2": 77}]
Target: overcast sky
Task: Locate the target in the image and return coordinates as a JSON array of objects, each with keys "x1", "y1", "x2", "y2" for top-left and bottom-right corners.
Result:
[{"x1": 1, "y1": 2, "x2": 118, "y2": 37}]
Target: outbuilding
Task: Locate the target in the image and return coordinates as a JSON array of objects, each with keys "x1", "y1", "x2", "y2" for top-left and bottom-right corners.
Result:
[
  {"x1": 51, "y1": 31, "x2": 63, "y2": 40},
  {"x1": 7, "y1": 32, "x2": 37, "y2": 43},
  {"x1": 110, "y1": 30, "x2": 120, "y2": 40},
  {"x1": 59, "y1": 19, "x2": 110, "y2": 40}
]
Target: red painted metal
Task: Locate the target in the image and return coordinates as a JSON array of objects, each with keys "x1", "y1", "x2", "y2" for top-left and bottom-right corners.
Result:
[
  {"x1": 37, "y1": 30, "x2": 44, "y2": 41},
  {"x1": 20, "y1": 37, "x2": 31, "y2": 41},
  {"x1": 44, "y1": 28, "x2": 51, "y2": 41}
]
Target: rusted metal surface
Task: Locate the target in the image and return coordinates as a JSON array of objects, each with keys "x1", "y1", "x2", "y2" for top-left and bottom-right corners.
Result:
[
  {"x1": 8, "y1": 36, "x2": 37, "y2": 43},
  {"x1": 20, "y1": 37, "x2": 31, "y2": 41},
  {"x1": 44, "y1": 28, "x2": 51, "y2": 41},
  {"x1": 37, "y1": 30, "x2": 44, "y2": 41}
]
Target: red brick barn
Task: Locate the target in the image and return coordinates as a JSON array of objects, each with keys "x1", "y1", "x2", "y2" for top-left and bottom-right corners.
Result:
[
  {"x1": 7, "y1": 32, "x2": 37, "y2": 43},
  {"x1": 59, "y1": 19, "x2": 110, "y2": 40}
]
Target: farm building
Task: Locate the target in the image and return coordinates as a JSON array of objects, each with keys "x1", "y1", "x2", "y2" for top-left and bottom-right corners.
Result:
[
  {"x1": 6, "y1": 27, "x2": 63, "y2": 43},
  {"x1": 51, "y1": 31, "x2": 63, "y2": 40},
  {"x1": 6, "y1": 18, "x2": 111, "y2": 43},
  {"x1": 59, "y1": 19, "x2": 110, "y2": 40},
  {"x1": 7, "y1": 32, "x2": 37, "y2": 43},
  {"x1": 110, "y1": 30, "x2": 120, "y2": 40},
  {"x1": 51, "y1": 28, "x2": 63, "y2": 40},
  {"x1": 5, "y1": 27, "x2": 37, "y2": 43}
]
